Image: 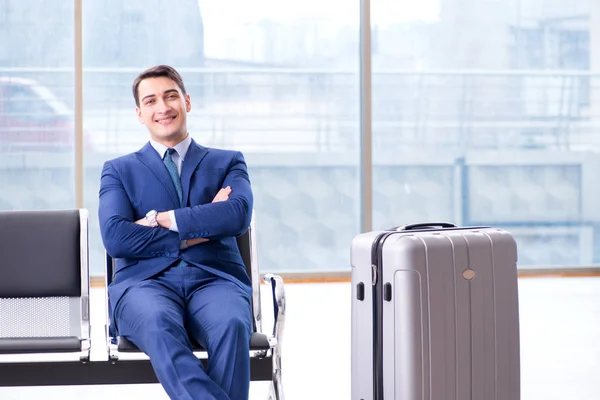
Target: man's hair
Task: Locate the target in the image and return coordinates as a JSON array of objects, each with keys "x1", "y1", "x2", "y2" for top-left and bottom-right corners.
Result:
[{"x1": 132, "y1": 65, "x2": 187, "y2": 107}]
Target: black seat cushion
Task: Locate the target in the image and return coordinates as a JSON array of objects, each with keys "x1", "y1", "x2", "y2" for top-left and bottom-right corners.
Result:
[
  {"x1": 117, "y1": 332, "x2": 270, "y2": 353},
  {"x1": 0, "y1": 337, "x2": 82, "y2": 354}
]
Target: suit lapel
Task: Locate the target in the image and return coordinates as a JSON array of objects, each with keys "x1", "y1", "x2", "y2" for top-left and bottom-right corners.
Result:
[
  {"x1": 181, "y1": 139, "x2": 209, "y2": 206},
  {"x1": 135, "y1": 142, "x2": 180, "y2": 205}
]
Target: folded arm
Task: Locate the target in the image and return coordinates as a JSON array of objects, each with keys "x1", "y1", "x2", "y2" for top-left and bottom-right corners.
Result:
[
  {"x1": 98, "y1": 161, "x2": 181, "y2": 259},
  {"x1": 172, "y1": 151, "x2": 253, "y2": 241}
]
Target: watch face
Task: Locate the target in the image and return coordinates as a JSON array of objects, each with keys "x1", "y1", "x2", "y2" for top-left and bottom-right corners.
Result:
[{"x1": 145, "y1": 210, "x2": 158, "y2": 227}]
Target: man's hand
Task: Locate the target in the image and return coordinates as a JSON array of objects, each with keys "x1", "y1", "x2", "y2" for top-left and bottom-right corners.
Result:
[
  {"x1": 186, "y1": 237, "x2": 209, "y2": 246},
  {"x1": 212, "y1": 186, "x2": 232, "y2": 203},
  {"x1": 134, "y1": 216, "x2": 152, "y2": 226},
  {"x1": 156, "y1": 211, "x2": 171, "y2": 228}
]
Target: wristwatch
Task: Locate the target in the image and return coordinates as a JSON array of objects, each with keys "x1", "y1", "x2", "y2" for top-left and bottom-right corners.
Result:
[{"x1": 145, "y1": 210, "x2": 158, "y2": 227}]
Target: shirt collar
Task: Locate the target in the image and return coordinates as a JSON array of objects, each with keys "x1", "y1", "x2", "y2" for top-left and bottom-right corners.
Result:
[{"x1": 150, "y1": 134, "x2": 192, "y2": 161}]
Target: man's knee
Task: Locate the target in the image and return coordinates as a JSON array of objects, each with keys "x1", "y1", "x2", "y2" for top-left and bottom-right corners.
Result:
[
  {"x1": 215, "y1": 313, "x2": 252, "y2": 347},
  {"x1": 227, "y1": 313, "x2": 251, "y2": 333}
]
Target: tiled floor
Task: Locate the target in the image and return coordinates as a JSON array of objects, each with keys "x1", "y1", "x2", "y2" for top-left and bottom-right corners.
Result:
[{"x1": 1, "y1": 277, "x2": 600, "y2": 399}]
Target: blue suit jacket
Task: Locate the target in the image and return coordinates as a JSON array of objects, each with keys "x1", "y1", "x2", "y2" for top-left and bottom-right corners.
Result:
[{"x1": 98, "y1": 139, "x2": 253, "y2": 333}]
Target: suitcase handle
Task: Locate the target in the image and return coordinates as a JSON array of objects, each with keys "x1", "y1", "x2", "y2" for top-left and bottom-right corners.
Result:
[{"x1": 393, "y1": 222, "x2": 457, "y2": 231}]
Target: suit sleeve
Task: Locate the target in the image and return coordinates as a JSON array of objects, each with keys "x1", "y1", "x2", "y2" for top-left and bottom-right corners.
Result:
[
  {"x1": 173, "y1": 151, "x2": 253, "y2": 241},
  {"x1": 98, "y1": 160, "x2": 182, "y2": 259}
]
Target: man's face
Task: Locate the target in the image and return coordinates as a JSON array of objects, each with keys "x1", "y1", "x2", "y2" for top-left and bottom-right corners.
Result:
[{"x1": 136, "y1": 76, "x2": 191, "y2": 144}]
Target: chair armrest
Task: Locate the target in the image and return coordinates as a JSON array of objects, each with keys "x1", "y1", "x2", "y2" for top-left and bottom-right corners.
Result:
[{"x1": 263, "y1": 273, "x2": 286, "y2": 346}]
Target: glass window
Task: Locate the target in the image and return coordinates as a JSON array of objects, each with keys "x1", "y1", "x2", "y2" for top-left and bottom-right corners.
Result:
[
  {"x1": 3, "y1": 83, "x2": 61, "y2": 121},
  {"x1": 83, "y1": 0, "x2": 361, "y2": 274},
  {"x1": 371, "y1": 0, "x2": 600, "y2": 269},
  {"x1": 0, "y1": 2, "x2": 75, "y2": 209}
]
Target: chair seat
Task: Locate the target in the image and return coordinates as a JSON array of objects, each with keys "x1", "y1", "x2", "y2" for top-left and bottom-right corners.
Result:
[
  {"x1": 0, "y1": 337, "x2": 82, "y2": 354},
  {"x1": 117, "y1": 332, "x2": 271, "y2": 353}
]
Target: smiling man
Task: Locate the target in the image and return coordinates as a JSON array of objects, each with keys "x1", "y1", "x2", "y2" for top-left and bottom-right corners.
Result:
[{"x1": 98, "y1": 65, "x2": 254, "y2": 400}]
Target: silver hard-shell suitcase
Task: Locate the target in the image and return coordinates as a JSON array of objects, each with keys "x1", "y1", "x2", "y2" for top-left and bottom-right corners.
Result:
[{"x1": 351, "y1": 222, "x2": 520, "y2": 400}]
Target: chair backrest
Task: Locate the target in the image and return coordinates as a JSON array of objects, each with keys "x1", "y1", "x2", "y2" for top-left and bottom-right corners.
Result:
[
  {"x1": 236, "y1": 230, "x2": 252, "y2": 279},
  {"x1": 236, "y1": 215, "x2": 262, "y2": 334},
  {"x1": 106, "y1": 213, "x2": 263, "y2": 334},
  {"x1": 0, "y1": 209, "x2": 90, "y2": 350}
]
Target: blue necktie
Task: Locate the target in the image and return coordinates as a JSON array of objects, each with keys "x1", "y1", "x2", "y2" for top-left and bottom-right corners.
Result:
[
  {"x1": 164, "y1": 148, "x2": 186, "y2": 267},
  {"x1": 164, "y1": 148, "x2": 183, "y2": 206}
]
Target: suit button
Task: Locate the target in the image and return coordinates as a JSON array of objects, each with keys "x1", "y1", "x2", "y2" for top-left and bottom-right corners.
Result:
[{"x1": 166, "y1": 252, "x2": 170, "y2": 256}]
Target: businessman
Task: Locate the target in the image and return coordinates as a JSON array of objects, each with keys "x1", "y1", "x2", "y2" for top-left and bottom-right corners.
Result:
[{"x1": 98, "y1": 65, "x2": 253, "y2": 400}]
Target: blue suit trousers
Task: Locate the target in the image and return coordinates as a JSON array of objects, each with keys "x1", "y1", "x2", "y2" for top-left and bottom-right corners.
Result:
[{"x1": 114, "y1": 264, "x2": 252, "y2": 400}]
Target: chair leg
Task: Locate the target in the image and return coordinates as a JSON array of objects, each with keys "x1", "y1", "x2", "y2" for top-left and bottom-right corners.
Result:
[
  {"x1": 270, "y1": 349, "x2": 284, "y2": 400},
  {"x1": 80, "y1": 338, "x2": 91, "y2": 362},
  {"x1": 271, "y1": 374, "x2": 284, "y2": 400}
]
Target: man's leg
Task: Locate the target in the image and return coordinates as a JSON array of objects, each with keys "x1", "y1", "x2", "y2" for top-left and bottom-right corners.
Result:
[
  {"x1": 114, "y1": 269, "x2": 230, "y2": 400},
  {"x1": 185, "y1": 269, "x2": 252, "y2": 400}
]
